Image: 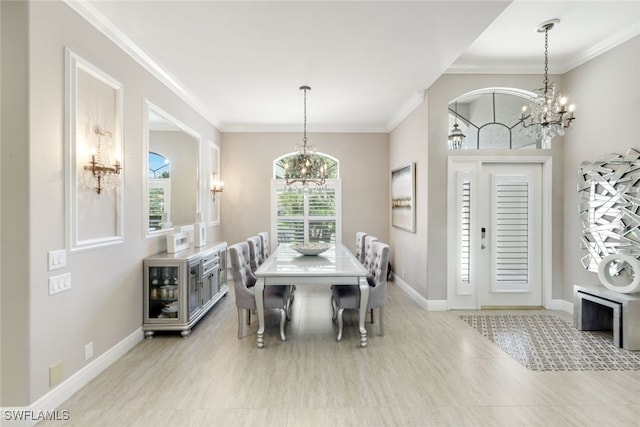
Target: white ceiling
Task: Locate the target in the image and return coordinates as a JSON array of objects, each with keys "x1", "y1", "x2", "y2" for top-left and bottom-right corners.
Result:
[{"x1": 72, "y1": 0, "x2": 640, "y2": 133}]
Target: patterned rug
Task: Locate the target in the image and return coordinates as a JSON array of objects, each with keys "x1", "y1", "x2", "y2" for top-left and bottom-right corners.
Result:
[{"x1": 460, "y1": 314, "x2": 640, "y2": 371}]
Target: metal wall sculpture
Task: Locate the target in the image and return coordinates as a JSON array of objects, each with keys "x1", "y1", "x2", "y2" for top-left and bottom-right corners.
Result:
[{"x1": 578, "y1": 149, "x2": 640, "y2": 293}]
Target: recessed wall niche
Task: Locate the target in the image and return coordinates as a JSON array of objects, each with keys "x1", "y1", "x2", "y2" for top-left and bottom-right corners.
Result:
[{"x1": 65, "y1": 49, "x2": 124, "y2": 251}]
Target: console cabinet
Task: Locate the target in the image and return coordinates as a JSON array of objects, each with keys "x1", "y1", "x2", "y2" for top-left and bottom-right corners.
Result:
[{"x1": 143, "y1": 241, "x2": 228, "y2": 337}]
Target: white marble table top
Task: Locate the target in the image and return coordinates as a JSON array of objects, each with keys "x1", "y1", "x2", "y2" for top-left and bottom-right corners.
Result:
[{"x1": 255, "y1": 243, "x2": 368, "y2": 279}]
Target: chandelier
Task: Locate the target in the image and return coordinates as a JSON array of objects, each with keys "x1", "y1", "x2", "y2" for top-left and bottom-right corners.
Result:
[
  {"x1": 519, "y1": 19, "x2": 575, "y2": 146},
  {"x1": 284, "y1": 85, "x2": 327, "y2": 189},
  {"x1": 448, "y1": 101, "x2": 466, "y2": 149},
  {"x1": 83, "y1": 126, "x2": 121, "y2": 194}
]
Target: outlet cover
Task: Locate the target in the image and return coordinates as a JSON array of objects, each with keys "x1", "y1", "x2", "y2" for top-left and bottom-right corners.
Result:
[
  {"x1": 49, "y1": 361, "x2": 64, "y2": 386},
  {"x1": 85, "y1": 342, "x2": 93, "y2": 360}
]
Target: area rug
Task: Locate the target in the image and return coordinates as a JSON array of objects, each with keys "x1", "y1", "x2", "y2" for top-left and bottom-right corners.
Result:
[{"x1": 460, "y1": 314, "x2": 640, "y2": 371}]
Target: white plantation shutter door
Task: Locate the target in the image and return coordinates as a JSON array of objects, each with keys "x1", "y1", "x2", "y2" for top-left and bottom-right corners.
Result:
[{"x1": 491, "y1": 175, "x2": 532, "y2": 292}]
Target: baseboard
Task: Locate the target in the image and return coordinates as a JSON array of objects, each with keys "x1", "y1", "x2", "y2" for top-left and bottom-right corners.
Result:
[
  {"x1": 547, "y1": 298, "x2": 574, "y2": 314},
  {"x1": 26, "y1": 327, "x2": 144, "y2": 424},
  {"x1": 392, "y1": 274, "x2": 447, "y2": 311}
]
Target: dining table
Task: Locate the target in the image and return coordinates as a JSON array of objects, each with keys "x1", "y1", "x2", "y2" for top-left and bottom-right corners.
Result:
[{"x1": 254, "y1": 243, "x2": 370, "y2": 348}]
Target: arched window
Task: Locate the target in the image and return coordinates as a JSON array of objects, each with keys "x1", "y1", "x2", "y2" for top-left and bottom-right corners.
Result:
[
  {"x1": 149, "y1": 151, "x2": 170, "y2": 178},
  {"x1": 271, "y1": 152, "x2": 342, "y2": 247},
  {"x1": 448, "y1": 88, "x2": 544, "y2": 150}
]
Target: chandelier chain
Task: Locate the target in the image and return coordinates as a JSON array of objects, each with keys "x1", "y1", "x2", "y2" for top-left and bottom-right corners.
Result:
[
  {"x1": 303, "y1": 86, "x2": 308, "y2": 146},
  {"x1": 284, "y1": 85, "x2": 327, "y2": 190},
  {"x1": 517, "y1": 19, "x2": 575, "y2": 147},
  {"x1": 543, "y1": 28, "x2": 549, "y2": 94}
]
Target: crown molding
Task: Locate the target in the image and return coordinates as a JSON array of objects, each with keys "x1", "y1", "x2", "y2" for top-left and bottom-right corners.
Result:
[
  {"x1": 447, "y1": 23, "x2": 640, "y2": 76},
  {"x1": 385, "y1": 91, "x2": 426, "y2": 132},
  {"x1": 562, "y1": 23, "x2": 640, "y2": 73},
  {"x1": 220, "y1": 124, "x2": 389, "y2": 134},
  {"x1": 63, "y1": 0, "x2": 221, "y2": 129}
]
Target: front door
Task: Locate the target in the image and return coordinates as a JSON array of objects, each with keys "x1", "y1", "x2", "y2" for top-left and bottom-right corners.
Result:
[{"x1": 477, "y1": 163, "x2": 542, "y2": 307}]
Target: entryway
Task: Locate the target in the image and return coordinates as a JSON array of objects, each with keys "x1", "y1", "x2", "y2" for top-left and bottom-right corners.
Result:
[{"x1": 447, "y1": 157, "x2": 551, "y2": 309}]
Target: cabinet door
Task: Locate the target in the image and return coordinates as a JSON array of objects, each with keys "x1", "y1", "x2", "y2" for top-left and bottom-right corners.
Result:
[
  {"x1": 146, "y1": 264, "x2": 180, "y2": 321},
  {"x1": 188, "y1": 261, "x2": 200, "y2": 317},
  {"x1": 218, "y1": 248, "x2": 227, "y2": 288}
]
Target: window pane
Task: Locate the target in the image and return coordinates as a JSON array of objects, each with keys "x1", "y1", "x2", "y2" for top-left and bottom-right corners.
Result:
[
  {"x1": 309, "y1": 220, "x2": 336, "y2": 243},
  {"x1": 276, "y1": 220, "x2": 304, "y2": 244},
  {"x1": 149, "y1": 188, "x2": 165, "y2": 231},
  {"x1": 276, "y1": 188, "x2": 304, "y2": 217},
  {"x1": 308, "y1": 187, "x2": 336, "y2": 216}
]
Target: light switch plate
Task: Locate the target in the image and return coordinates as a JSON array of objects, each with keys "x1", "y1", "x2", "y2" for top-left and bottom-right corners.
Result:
[
  {"x1": 48, "y1": 249, "x2": 67, "y2": 271},
  {"x1": 49, "y1": 272, "x2": 71, "y2": 295}
]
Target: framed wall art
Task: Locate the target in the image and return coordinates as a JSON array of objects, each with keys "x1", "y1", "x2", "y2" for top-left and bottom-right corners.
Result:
[{"x1": 391, "y1": 162, "x2": 416, "y2": 232}]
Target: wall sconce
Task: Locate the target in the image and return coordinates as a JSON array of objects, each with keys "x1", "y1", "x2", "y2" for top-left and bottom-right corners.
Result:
[
  {"x1": 210, "y1": 178, "x2": 224, "y2": 202},
  {"x1": 83, "y1": 126, "x2": 121, "y2": 194}
]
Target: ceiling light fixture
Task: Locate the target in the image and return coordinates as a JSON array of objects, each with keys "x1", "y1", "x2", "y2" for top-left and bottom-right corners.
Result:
[
  {"x1": 519, "y1": 19, "x2": 575, "y2": 146},
  {"x1": 284, "y1": 86, "x2": 327, "y2": 190},
  {"x1": 448, "y1": 101, "x2": 466, "y2": 150}
]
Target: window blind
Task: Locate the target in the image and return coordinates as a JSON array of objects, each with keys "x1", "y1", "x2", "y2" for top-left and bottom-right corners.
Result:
[
  {"x1": 274, "y1": 181, "x2": 340, "y2": 245},
  {"x1": 495, "y1": 181, "x2": 529, "y2": 285}
]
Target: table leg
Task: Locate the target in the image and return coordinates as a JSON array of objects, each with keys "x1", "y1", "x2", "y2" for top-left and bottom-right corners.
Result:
[
  {"x1": 255, "y1": 277, "x2": 265, "y2": 348},
  {"x1": 358, "y1": 276, "x2": 369, "y2": 348}
]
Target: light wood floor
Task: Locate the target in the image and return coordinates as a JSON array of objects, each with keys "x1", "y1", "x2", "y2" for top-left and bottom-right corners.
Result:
[{"x1": 41, "y1": 281, "x2": 640, "y2": 426}]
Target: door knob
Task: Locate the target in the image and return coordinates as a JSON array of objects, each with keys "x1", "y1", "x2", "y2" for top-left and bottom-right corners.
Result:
[{"x1": 481, "y1": 244, "x2": 486, "y2": 250}]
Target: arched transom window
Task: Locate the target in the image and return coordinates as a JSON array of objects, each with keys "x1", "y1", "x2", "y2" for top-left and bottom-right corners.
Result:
[{"x1": 448, "y1": 87, "x2": 545, "y2": 150}]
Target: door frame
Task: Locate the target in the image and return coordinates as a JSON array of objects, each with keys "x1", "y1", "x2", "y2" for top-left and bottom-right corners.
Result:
[{"x1": 446, "y1": 155, "x2": 553, "y2": 309}]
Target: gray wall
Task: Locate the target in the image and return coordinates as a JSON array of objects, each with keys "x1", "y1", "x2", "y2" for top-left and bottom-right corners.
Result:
[
  {"x1": 389, "y1": 36, "x2": 640, "y2": 304},
  {"x1": 1, "y1": 0, "x2": 29, "y2": 405},
  {"x1": 425, "y1": 74, "x2": 566, "y2": 302},
  {"x1": 389, "y1": 100, "x2": 429, "y2": 293},
  {"x1": 562, "y1": 35, "x2": 640, "y2": 300},
  {"x1": 221, "y1": 132, "x2": 389, "y2": 253},
  {"x1": 1, "y1": 1, "x2": 222, "y2": 405}
]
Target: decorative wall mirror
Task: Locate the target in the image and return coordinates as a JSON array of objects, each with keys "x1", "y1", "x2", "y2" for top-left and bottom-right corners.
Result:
[
  {"x1": 448, "y1": 87, "x2": 542, "y2": 150},
  {"x1": 144, "y1": 101, "x2": 201, "y2": 237}
]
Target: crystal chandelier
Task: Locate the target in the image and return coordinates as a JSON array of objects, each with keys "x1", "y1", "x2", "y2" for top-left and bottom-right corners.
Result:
[
  {"x1": 284, "y1": 86, "x2": 327, "y2": 189},
  {"x1": 83, "y1": 126, "x2": 121, "y2": 194},
  {"x1": 448, "y1": 101, "x2": 466, "y2": 149},
  {"x1": 519, "y1": 19, "x2": 575, "y2": 146}
]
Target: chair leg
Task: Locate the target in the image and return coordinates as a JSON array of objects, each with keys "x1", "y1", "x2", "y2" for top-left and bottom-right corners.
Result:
[
  {"x1": 336, "y1": 308, "x2": 345, "y2": 342},
  {"x1": 279, "y1": 308, "x2": 287, "y2": 341},
  {"x1": 331, "y1": 294, "x2": 337, "y2": 321},
  {"x1": 247, "y1": 309, "x2": 251, "y2": 325},
  {"x1": 286, "y1": 288, "x2": 293, "y2": 320},
  {"x1": 237, "y1": 308, "x2": 244, "y2": 339},
  {"x1": 379, "y1": 307, "x2": 384, "y2": 336},
  {"x1": 370, "y1": 308, "x2": 374, "y2": 324}
]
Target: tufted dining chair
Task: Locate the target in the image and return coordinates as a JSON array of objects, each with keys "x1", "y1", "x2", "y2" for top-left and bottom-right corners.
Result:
[
  {"x1": 229, "y1": 242, "x2": 291, "y2": 341},
  {"x1": 331, "y1": 241, "x2": 390, "y2": 342},
  {"x1": 355, "y1": 231, "x2": 367, "y2": 264},
  {"x1": 363, "y1": 235, "x2": 379, "y2": 271},
  {"x1": 247, "y1": 235, "x2": 265, "y2": 273},
  {"x1": 258, "y1": 231, "x2": 270, "y2": 259}
]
